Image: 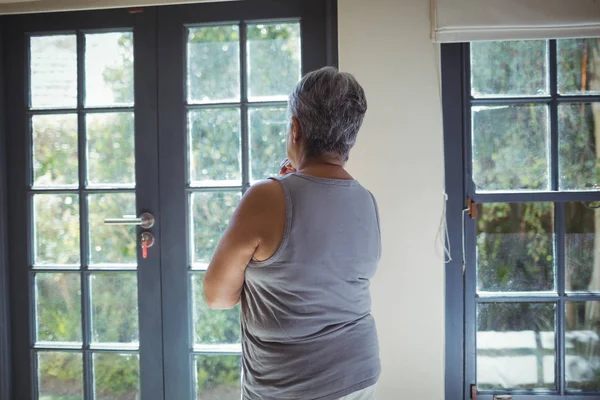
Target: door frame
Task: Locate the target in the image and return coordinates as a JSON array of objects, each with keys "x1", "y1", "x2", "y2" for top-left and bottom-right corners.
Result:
[
  {"x1": 156, "y1": 1, "x2": 337, "y2": 398},
  {"x1": 3, "y1": 8, "x2": 164, "y2": 400}
]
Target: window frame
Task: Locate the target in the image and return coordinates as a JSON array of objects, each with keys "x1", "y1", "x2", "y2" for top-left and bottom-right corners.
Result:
[{"x1": 442, "y1": 41, "x2": 600, "y2": 400}]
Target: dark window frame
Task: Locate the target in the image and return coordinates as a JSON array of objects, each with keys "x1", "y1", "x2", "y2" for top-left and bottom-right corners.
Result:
[{"x1": 442, "y1": 42, "x2": 600, "y2": 400}]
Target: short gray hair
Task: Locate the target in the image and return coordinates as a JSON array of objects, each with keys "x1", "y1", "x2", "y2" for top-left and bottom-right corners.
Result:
[{"x1": 288, "y1": 66, "x2": 367, "y2": 162}]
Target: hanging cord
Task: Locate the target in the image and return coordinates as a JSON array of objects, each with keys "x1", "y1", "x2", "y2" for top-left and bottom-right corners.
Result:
[
  {"x1": 436, "y1": 192, "x2": 453, "y2": 263},
  {"x1": 461, "y1": 208, "x2": 469, "y2": 274},
  {"x1": 583, "y1": 201, "x2": 600, "y2": 210}
]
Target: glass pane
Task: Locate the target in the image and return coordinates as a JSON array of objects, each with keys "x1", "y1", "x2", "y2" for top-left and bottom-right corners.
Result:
[
  {"x1": 472, "y1": 105, "x2": 549, "y2": 192},
  {"x1": 90, "y1": 274, "x2": 138, "y2": 345},
  {"x1": 35, "y1": 273, "x2": 81, "y2": 344},
  {"x1": 192, "y1": 274, "x2": 240, "y2": 344},
  {"x1": 558, "y1": 38, "x2": 600, "y2": 95},
  {"x1": 195, "y1": 355, "x2": 241, "y2": 400},
  {"x1": 477, "y1": 203, "x2": 554, "y2": 292},
  {"x1": 38, "y1": 352, "x2": 83, "y2": 400},
  {"x1": 34, "y1": 194, "x2": 80, "y2": 266},
  {"x1": 477, "y1": 302, "x2": 556, "y2": 390},
  {"x1": 32, "y1": 114, "x2": 78, "y2": 188},
  {"x1": 86, "y1": 113, "x2": 135, "y2": 187},
  {"x1": 470, "y1": 40, "x2": 548, "y2": 98},
  {"x1": 93, "y1": 353, "x2": 139, "y2": 400},
  {"x1": 566, "y1": 301, "x2": 600, "y2": 391},
  {"x1": 249, "y1": 107, "x2": 288, "y2": 181},
  {"x1": 191, "y1": 192, "x2": 240, "y2": 268},
  {"x1": 188, "y1": 109, "x2": 241, "y2": 186},
  {"x1": 85, "y1": 32, "x2": 134, "y2": 107},
  {"x1": 30, "y1": 35, "x2": 77, "y2": 109},
  {"x1": 88, "y1": 193, "x2": 137, "y2": 266},
  {"x1": 559, "y1": 103, "x2": 600, "y2": 190},
  {"x1": 86, "y1": 112, "x2": 135, "y2": 187},
  {"x1": 566, "y1": 202, "x2": 600, "y2": 292},
  {"x1": 187, "y1": 26, "x2": 240, "y2": 104},
  {"x1": 247, "y1": 23, "x2": 301, "y2": 101}
]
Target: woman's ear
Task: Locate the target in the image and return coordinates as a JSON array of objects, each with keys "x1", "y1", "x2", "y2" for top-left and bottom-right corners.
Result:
[{"x1": 291, "y1": 116, "x2": 301, "y2": 143}]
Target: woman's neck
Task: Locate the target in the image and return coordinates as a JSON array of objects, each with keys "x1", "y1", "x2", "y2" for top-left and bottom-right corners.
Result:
[{"x1": 295, "y1": 156, "x2": 353, "y2": 180}]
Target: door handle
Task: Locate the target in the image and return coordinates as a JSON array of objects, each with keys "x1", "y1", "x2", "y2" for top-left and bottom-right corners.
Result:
[{"x1": 104, "y1": 212, "x2": 155, "y2": 229}]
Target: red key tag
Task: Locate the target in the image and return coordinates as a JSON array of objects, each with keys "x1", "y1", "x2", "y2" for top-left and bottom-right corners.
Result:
[{"x1": 142, "y1": 240, "x2": 148, "y2": 259}]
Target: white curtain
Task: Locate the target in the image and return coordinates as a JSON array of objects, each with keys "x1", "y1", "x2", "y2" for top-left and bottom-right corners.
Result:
[
  {"x1": 0, "y1": 0, "x2": 233, "y2": 15},
  {"x1": 431, "y1": 0, "x2": 600, "y2": 42}
]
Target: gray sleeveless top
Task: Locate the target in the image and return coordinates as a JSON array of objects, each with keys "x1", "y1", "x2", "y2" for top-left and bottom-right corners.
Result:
[{"x1": 241, "y1": 173, "x2": 381, "y2": 400}]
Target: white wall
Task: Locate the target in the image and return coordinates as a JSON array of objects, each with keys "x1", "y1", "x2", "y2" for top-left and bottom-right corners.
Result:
[{"x1": 338, "y1": 1, "x2": 445, "y2": 399}]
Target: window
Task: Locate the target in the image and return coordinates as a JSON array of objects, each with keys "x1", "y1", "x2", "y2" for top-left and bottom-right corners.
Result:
[{"x1": 443, "y1": 38, "x2": 600, "y2": 399}]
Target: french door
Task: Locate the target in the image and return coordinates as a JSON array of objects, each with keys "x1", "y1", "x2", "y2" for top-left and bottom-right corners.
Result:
[{"x1": 3, "y1": 2, "x2": 336, "y2": 399}]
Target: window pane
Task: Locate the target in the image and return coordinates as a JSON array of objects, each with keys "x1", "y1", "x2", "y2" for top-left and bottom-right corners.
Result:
[
  {"x1": 86, "y1": 112, "x2": 135, "y2": 187},
  {"x1": 566, "y1": 301, "x2": 600, "y2": 391},
  {"x1": 88, "y1": 193, "x2": 137, "y2": 266},
  {"x1": 566, "y1": 202, "x2": 600, "y2": 292},
  {"x1": 188, "y1": 108, "x2": 241, "y2": 186},
  {"x1": 477, "y1": 303, "x2": 556, "y2": 390},
  {"x1": 187, "y1": 26, "x2": 240, "y2": 104},
  {"x1": 471, "y1": 40, "x2": 548, "y2": 98},
  {"x1": 249, "y1": 107, "x2": 288, "y2": 181},
  {"x1": 477, "y1": 203, "x2": 554, "y2": 292},
  {"x1": 247, "y1": 23, "x2": 301, "y2": 101},
  {"x1": 85, "y1": 32, "x2": 134, "y2": 107},
  {"x1": 34, "y1": 194, "x2": 80, "y2": 266},
  {"x1": 35, "y1": 273, "x2": 81, "y2": 344},
  {"x1": 559, "y1": 103, "x2": 600, "y2": 191},
  {"x1": 90, "y1": 274, "x2": 138, "y2": 345},
  {"x1": 32, "y1": 114, "x2": 78, "y2": 188},
  {"x1": 191, "y1": 192, "x2": 240, "y2": 268},
  {"x1": 558, "y1": 38, "x2": 600, "y2": 95},
  {"x1": 30, "y1": 35, "x2": 77, "y2": 109},
  {"x1": 192, "y1": 273, "x2": 240, "y2": 345},
  {"x1": 472, "y1": 105, "x2": 549, "y2": 192},
  {"x1": 195, "y1": 355, "x2": 241, "y2": 400},
  {"x1": 38, "y1": 351, "x2": 83, "y2": 400},
  {"x1": 93, "y1": 353, "x2": 139, "y2": 400}
]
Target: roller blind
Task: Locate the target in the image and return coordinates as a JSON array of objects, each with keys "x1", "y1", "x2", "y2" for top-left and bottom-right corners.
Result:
[
  {"x1": 0, "y1": 0, "x2": 233, "y2": 15},
  {"x1": 432, "y1": 0, "x2": 600, "y2": 42}
]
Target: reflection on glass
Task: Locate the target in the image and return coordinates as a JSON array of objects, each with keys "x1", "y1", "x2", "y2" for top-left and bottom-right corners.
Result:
[
  {"x1": 558, "y1": 38, "x2": 600, "y2": 95},
  {"x1": 249, "y1": 107, "x2": 288, "y2": 181},
  {"x1": 30, "y1": 35, "x2": 77, "y2": 109},
  {"x1": 195, "y1": 355, "x2": 241, "y2": 400},
  {"x1": 191, "y1": 192, "x2": 240, "y2": 268},
  {"x1": 559, "y1": 103, "x2": 600, "y2": 191},
  {"x1": 476, "y1": 203, "x2": 554, "y2": 292},
  {"x1": 187, "y1": 26, "x2": 240, "y2": 104},
  {"x1": 88, "y1": 193, "x2": 137, "y2": 266},
  {"x1": 477, "y1": 303, "x2": 555, "y2": 390},
  {"x1": 85, "y1": 32, "x2": 134, "y2": 107},
  {"x1": 32, "y1": 114, "x2": 78, "y2": 188},
  {"x1": 566, "y1": 301, "x2": 600, "y2": 391},
  {"x1": 247, "y1": 23, "x2": 301, "y2": 101},
  {"x1": 188, "y1": 109, "x2": 241, "y2": 186},
  {"x1": 38, "y1": 352, "x2": 83, "y2": 400},
  {"x1": 35, "y1": 273, "x2": 81, "y2": 343},
  {"x1": 93, "y1": 353, "x2": 139, "y2": 400},
  {"x1": 34, "y1": 194, "x2": 80, "y2": 266},
  {"x1": 192, "y1": 274, "x2": 240, "y2": 344},
  {"x1": 470, "y1": 40, "x2": 548, "y2": 98},
  {"x1": 472, "y1": 105, "x2": 549, "y2": 192},
  {"x1": 90, "y1": 274, "x2": 139, "y2": 345},
  {"x1": 566, "y1": 202, "x2": 600, "y2": 292},
  {"x1": 86, "y1": 112, "x2": 135, "y2": 187}
]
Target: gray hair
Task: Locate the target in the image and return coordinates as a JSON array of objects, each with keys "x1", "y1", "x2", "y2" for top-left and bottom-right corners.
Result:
[{"x1": 288, "y1": 66, "x2": 367, "y2": 162}]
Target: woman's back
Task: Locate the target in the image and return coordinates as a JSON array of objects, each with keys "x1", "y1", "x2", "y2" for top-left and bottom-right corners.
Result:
[{"x1": 241, "y1": 173, "x2": 381, "y2": 400}]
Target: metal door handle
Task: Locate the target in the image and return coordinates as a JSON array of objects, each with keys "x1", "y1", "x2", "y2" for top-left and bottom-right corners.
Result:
[{"x1": 104, "y1": 212, "x2": 155, "y2": 229}]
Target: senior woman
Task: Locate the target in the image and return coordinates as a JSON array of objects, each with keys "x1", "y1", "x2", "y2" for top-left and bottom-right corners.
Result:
[{"x1": 203, "y1": 66, "x2": 381, "y2": 400}]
